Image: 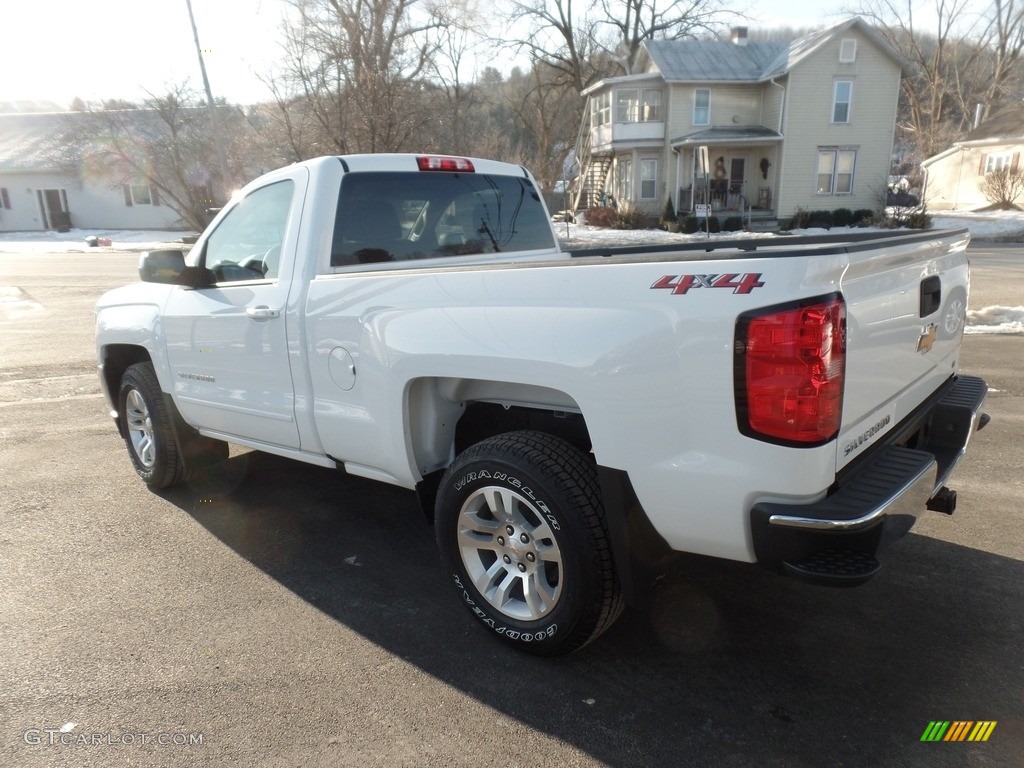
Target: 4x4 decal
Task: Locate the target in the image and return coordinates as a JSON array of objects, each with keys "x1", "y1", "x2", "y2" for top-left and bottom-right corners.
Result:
[{"x1": 651, "y1": 273, "x2": 765, "y2": 295}]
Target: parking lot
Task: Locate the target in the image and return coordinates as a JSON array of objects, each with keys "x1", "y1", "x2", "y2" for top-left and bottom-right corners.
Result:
[{"x1": 1, "y1": 244, "x2": 1021, "y2": 767}]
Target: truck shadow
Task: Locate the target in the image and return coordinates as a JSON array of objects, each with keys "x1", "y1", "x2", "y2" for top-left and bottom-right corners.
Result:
[{"x1": 160, "y1": 451, "x2": 1023, "y2": 768}]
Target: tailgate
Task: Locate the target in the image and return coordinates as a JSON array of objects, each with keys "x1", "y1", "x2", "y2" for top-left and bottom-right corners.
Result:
[{"x1": 836, "y1": 229, "x2": 971, "y2": 471}]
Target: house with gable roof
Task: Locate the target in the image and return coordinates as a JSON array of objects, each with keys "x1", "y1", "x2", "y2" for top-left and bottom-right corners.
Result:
[
  {"x1": 0, "y1": 112, "x2": 187, "y2": 232},
  {"x1": 921, "y1": 105, "x2": 1024, "y2": 211},
  {"x1": 0, "y1": 106, "x2": 258, "y2": 233},
  {"x1": 569, "y1": 17, "x2": 906, "y2": 225}
]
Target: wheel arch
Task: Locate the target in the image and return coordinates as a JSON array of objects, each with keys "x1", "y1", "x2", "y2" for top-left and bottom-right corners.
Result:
[
  {"x1": 100, "y1": 344, "x2": 155, "y2": 437},
  {"x1": 407, "y1": 377, "x2": 591, "y2": 521}
]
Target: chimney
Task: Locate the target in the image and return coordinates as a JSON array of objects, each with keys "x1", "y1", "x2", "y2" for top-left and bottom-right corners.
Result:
[
  {"x1": 973, "y1": 103, "x2": 984, "y2": 129},
  {"x1": 731, "y1": 27, "x2": 749, "y2": 46}
]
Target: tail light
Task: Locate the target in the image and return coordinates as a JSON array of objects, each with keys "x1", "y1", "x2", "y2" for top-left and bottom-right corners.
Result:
[{"x1": 735, "y1": 294, "x2": 846, "y2": 446}]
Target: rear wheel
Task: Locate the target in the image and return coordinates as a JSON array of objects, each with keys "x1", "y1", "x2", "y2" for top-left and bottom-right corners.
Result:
[{"x1": 435, "y1": 431, "x2": 622, "y2": 655}]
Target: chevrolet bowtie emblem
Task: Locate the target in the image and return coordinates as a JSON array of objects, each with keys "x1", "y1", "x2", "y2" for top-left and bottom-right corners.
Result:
[{"x1": 917, "y1": 324, "x2": 938, "y2": 353}]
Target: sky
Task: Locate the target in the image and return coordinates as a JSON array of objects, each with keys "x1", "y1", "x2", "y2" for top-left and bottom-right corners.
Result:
[{"x1": 0, "y1": 0, "x2": 987, "y2": 109}]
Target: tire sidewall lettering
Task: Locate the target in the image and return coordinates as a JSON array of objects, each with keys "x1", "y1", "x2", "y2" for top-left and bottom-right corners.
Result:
[
  {"x1": 451, "y1": 572, "x2": 557, "y2": 641},
  {"x1": 452, "y1": 471, "x2": 561, "y2": 532}
]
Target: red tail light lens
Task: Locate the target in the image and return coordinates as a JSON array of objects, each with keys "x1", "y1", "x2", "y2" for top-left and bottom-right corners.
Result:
[
  {"x1": 736, "y1": 294, "x2": 846, "y2": 445},
  {"x1": 416, "y1": 155, "x2": 475, "y2": 172}
]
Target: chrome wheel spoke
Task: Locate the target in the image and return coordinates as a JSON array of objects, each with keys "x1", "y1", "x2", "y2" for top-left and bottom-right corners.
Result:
[
  {"x1": 489, "y1": 570, "x2": 518, "y2": 609},
  {"x1": 458, "y1": 526, "x2": 499, "y2": 552},
  {"x1": 473, "y1": 558, "x2": 506, "y2": 596},
  {"x1": 533, "y1": 539, "x2": 562, "y2": 567},
  {"x1": 138, "y1": 434, "x2": 155, "y2": 465},
  {"x1": 482, "y1": 487, "x2": 517, "y2": 522},
  {"x1": 457, "y1": 484, "x2": 564, "y2": 622},
  {"x1": 125, "y1": 388, "x2": 156, "y2": 468},
  {"x1": 523, "y1": 572, "x2": 555, "y2": 616}
]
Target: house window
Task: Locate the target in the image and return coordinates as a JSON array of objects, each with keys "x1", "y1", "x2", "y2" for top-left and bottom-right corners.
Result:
[
  {"x1": 616, "y1": 89, "x2": 639, "y2": 122},
  {"x1": 832, "y1": 81, "x2": 853, "y2": 123},
  {"x1": 694, "y1": 89, "x2": 711, "y2": 126},
  {"x1": 640, "y1": 159, "x2": 658, "y2": 199},
  {"x1": 839, "y1": 39, "x2": 857, "y2": 63},
  {"x1": 123, "y1": 184, "x2": 159, "y2": 206},
  {"x1": 591, "y1": 92, "x2": 611, "y2": 128},
  {"x1": 983, "y1": 152, "x2": 1013, "y2": 174},
  {"x1": 615, "y1": 89, "x2": 661, "y2": 122},
  {"x1": 0, "y1": 187, "x2": 10, "y2": 209},
  {"x1": 638, "y1": 89, "x2": 661, "y2": 121},
  {"x1": 817, "y1": 148, "x2": 857, "y2": 194},
  {"x1": 617, "y1": 159, "x2": 633, "y2": 201}
]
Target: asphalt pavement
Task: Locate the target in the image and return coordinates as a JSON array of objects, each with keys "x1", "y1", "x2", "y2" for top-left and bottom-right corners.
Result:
[{"x1": 0, "y1": 245, "x2": 1021, "y2": 767}]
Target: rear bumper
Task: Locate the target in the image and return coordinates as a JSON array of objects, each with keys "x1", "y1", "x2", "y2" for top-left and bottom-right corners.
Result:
[{"x1": 750, "y1": 375, "x2": 989, "y2": 585}]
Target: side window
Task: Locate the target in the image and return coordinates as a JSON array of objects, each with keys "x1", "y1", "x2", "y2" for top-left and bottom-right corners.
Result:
[{"x1": 201, "y1": 180, "x2": 294, "y2": 282}]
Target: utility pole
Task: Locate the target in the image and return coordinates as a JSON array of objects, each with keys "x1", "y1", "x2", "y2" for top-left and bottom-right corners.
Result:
[{"x1": 185, "y1": 0, "x2": 233, "y2": 205}]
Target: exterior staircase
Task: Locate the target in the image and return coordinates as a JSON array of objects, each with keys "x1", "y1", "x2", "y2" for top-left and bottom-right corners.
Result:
[{"x1": 566, "y1": 98, "x2": 613, "y2": 216}]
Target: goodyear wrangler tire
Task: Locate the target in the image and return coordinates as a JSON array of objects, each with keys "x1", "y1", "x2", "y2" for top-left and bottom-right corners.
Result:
[{"x1": 435, "y1": 431, "x2": 623, "y2": 655}]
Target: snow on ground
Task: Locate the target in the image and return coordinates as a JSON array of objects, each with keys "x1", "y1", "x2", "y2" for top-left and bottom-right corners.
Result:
[
  {"x1": 966, "y1": 306, "x2": 1024, "y2": 335},
  {"x1": 0, "y1": 228, "x2": 198, "y2": 254},
  {"x1": 1, "y1": 211, "x2": 1021, "y2": 333}
]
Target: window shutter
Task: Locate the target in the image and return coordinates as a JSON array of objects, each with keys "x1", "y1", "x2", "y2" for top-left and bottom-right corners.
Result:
[
  {"x1": 1012, "y1": 152, "x2": 1020, "y2": 174},
  {"x1": 123, "y1": 185, "x2": 133, "y2": 206},
  {"x1": 151, "y1": 187, "x2": 160, "y2": 206}
]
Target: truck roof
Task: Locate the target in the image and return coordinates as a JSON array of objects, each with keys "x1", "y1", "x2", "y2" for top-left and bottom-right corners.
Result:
[{"x1": 297, "y1": 153, "x2": 533, "y2": 179}]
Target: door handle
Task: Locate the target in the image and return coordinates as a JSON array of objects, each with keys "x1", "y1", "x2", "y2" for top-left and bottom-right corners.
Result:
[{"x1": 246, "y1": 305, "x2": 281, "y2": 321}]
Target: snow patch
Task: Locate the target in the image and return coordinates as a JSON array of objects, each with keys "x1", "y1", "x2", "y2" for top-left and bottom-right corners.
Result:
[
  {"x1": 966, "y1": 306, "x2": 1024, "y2": 335},
  {"x1": 0, "y1": 229, "x2": 197, "y2": 254}
]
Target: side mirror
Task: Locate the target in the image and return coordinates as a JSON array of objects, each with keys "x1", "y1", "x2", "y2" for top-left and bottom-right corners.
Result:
[
  {"x1": 139, "y1": 250, "x2": 213, "y2": 288},
  {"x1": 139, "y1": 250, "x2": 185, "y2": 283}
]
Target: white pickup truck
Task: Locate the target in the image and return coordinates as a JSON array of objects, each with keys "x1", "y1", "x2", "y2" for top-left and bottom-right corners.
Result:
[{"x1": 96, "y1": 154, "x2": 989, "y2": 655}]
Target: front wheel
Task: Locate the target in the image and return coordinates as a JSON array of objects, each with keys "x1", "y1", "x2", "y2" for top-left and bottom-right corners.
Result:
[
  {"x1": 435, "y1": 431, "x2": 623, "y2": 655},
  {"x1": 119, "y1": 362, "x2": 226, "y2": 488}
]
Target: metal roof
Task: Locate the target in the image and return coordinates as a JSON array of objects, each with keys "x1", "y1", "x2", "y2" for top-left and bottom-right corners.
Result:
[
  {"x1": 644, "y1": 39, "x2": 786, "y2": 82},
  {"x1": 0, "y1": 113, "x2": 81, "y2": 172},
  {"x1": 639, "y1": 17, "x2": 907, "y2": 85},
  {"x1": 962, "y1": 105, "x2": 1024, "y2": 143},
  {"x1": 670, "y1": 126, "x2": 784, "y2": 146}
]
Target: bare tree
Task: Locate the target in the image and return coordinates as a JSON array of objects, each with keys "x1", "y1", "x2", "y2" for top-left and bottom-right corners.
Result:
[
  {"x1": 855, "y1": 0, "x2": 979, "y2": 160},
  {"x1": 267, "y1": 0, "x2": 448, "y2": 156},
  {"x1": 429, "y1": 5, "x2": 487, "y2": 154},
  {"x1": 506, "y1": 64, "x2": 579, "y2": 192},
  {"x1": 854, "y1": 0, "x2": 1024, "y2": 164},
  {"x1": 70, "y1": 85, "x2": 257, "y2": 230},
  {"x1": 599, "y1": 0, "x2": 734, "y2": 74},
  {"x1": 505, "y1": 0, "x2": 606, "y2": 96},
  {"x1": 964, "y1": 0, "x2": 1024, "y2": 119}
]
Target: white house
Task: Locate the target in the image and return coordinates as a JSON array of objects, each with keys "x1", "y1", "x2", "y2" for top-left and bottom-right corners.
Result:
[
  {"x1": 922, "y1": 105, "x2": 1024, "y2": 211},
  {"x1": 0, "y1": 112, "x2": 188, "y2": 232}
]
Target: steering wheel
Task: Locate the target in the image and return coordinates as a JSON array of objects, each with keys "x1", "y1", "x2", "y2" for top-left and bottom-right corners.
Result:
[
  {"x1": 236, "y1": 252, "x2": 267, "y2": 274},
  {"x1": 260, "y1": 245, "x2": 281, "y2": 278}
]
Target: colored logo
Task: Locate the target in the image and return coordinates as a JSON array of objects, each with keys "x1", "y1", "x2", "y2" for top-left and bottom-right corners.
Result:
[
  {"x1": 651, "y1": 273, "x2": 765, "y2": 295},
  {"x1": 920, "y1": 721, "x2": 996, "y2": 742}
]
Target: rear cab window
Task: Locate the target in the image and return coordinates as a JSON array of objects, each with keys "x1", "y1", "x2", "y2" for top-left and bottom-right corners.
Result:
[{"x1": 329, "y1": 171, "x2": 555, "y2": 268}]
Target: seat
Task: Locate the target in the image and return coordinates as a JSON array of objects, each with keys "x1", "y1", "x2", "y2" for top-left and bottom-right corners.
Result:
[{"x1": 332, "y1": 199, "x2": 402, "y2": 266}]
